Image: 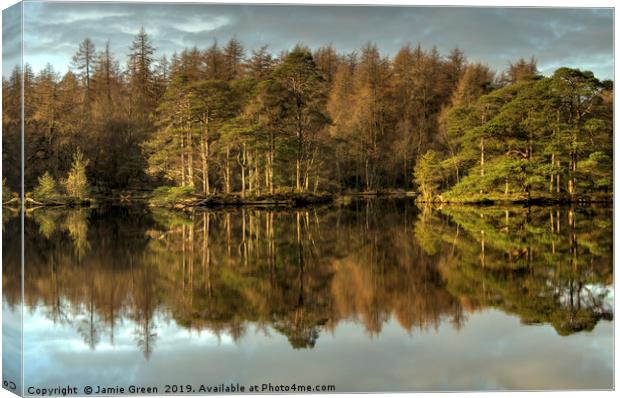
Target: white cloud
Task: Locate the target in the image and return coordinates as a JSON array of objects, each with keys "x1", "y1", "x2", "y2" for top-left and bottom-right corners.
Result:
[{"x1": 177, "y1": 15, "x2": 231, "y2": 33}]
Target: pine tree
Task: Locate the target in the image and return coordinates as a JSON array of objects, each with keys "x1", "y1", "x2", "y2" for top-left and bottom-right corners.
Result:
[
  {"x1": 425, "y1": 66, "x2": 611, "y2": 201},
  {"x1": 273, "y1": 47, "x2": 329, "y2": 192},
  {"x1": 187, "y1": 80, "x2": 238, "y2": 194}
]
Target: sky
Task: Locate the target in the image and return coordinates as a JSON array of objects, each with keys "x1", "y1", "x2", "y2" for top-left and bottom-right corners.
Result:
[{"x1": 2, "y1": 1, "x2": 615, "y2": 80}]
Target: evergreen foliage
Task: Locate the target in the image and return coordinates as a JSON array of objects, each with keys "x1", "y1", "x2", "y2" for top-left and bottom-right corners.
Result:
[{"x1": 421, "y1": 66, "x2": 612, "y2": 202}]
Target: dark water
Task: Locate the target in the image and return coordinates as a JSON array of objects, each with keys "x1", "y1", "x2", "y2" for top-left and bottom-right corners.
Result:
[{"x1": 2, "y1": 199, "x2": 614, "y2": 392}]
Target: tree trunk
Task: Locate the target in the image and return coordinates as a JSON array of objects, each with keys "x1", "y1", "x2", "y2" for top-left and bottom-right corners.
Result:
[
  {"x1": 479, "y1": 137, "x2": 485, "y2": 195},
  {"x1": 225, "y1": 145, "x2": 231, "y2": 194},
  {"x1": 268, "y1": 132, "x2": 275, "y2": 194},
  {"x1": 568, "y1": 158, "x2": 574, "y2": 195},
  {"x1": 296, "y1": 123, "x2": 303, "y2": 192},
  {"x1": 180, "y1": 132, "x2": 186, "y2": 186},
  {"x1": 248, "y1": 150, "x2": 253, "y2": 193},
  {"x1": 200, "y1": 138, "x2": 207, "y2": 194},
  {"x1": 480, "y1": 137, "x2": 485, "y2": 177},
  {"x1": 254, "y1": 150, "x2": 261, "y2": 195},
  {"x1": 204, "y1": 136, "x2": 210, "y2": 194},
  {"x1": 264, "y1": 157, "x2": 269, "y2": 195},
  {"x1": 550, "y1": 153, "x2": 555, "y2": 192},
  {"x1": 241, "y1": 144, "x2": 247, "y2": 198},
  {"x1": 556, "y1": 160, "x2": 561, "y2": 193},
  {"x1": 296, "y1": 153, "x2": 302, "y2": 191},
  {"x1": 187, "y1": 129, "x2": 194, "y2": 187},
  {"x1": 570, "y1": 151, "x2": 577, "y2": 195}
]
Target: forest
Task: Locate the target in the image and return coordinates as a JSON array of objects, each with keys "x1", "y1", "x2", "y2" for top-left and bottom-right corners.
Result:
[{"x1": 1, "y1": 28, "x2": 613, "y2": 205}]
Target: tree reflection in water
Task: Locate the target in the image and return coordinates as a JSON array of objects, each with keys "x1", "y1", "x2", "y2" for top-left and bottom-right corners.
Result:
[{"x1": 2, "y1": 199, "x2": 613, "y2": 358}]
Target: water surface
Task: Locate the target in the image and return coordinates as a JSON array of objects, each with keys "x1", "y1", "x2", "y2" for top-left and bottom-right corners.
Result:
[{"x1": 2, "y1": 199, "x2": 614, "y2": 392}]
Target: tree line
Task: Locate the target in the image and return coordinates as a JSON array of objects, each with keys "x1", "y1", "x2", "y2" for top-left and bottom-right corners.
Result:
[{"x1": 2, "y1": 28, "x2": 613, "y2": 200}]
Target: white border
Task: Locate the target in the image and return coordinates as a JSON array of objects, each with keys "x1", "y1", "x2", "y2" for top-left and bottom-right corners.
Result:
[{"x1": 0, "y1": 2, "x2": 616, "y2": 398}]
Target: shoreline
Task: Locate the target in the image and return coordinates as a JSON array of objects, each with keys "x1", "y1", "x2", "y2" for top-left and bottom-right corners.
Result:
[
  {"x1": 418, "y1": 192, "x2": 613, "y2": 206},
  {"x1": 3, "y1": 191, "x2": 613, "y2": 210}
]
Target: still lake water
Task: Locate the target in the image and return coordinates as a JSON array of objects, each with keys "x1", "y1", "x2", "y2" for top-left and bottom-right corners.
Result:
[{"x1": 2, "y1": 198, "x2": 614, "y2": 392}]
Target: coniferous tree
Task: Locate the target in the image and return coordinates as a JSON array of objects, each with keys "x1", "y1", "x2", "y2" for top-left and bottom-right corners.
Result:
[
  {"x1": 273, "y1": 47, "x2": 329, "y2": 192},
  {"x1": 204, "y1": 40, "x2": 225, "y2": 80},
  {"x1": 64, "y1": 148, "x2": 90, "y2": 199},
  {"x1": 350, "y1": 43, "x2": 391, "y2": 191},
  {"x1": 223, "y1": 37, "x2": 245, "y2": 80},
  {"x1": 33, "y1": 171, "x2": 60, "y2": 201},
  {"x1": 247, "y1": 45, "x2": 275, "y2": 80},
  {"x1": 414, "y1": 150, "x2": 443, "y2": 202},
  {"x1": 71, "y1": 38, "x2": 96, "y2": 101},
  {"x1": 128, "y1": 27, "x2": 156, "y2": 122}
]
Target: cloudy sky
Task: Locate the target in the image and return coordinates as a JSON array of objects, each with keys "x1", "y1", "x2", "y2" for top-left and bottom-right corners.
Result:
[{"x1": 3, "y1": 1, "x2": 614, "y2": 80}]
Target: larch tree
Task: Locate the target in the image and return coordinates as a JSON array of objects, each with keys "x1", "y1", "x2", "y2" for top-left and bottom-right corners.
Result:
[
  {"x1": 314, "y1": 44, "x2": 340, "y2": 85},
  {"x1": 247, "y1": 45, "x2": 275, "y2": 80},
  {"x1": 204, "y1": 40, "x2": 225, "y2": 80},
  {"x1": 71, "y1": 38, "x2": 96, "y2": 103},
  {"x1": 223, "y1": 37, "x2": 246, "y2": 80},
  {"x1": 350, "y1": 43, "x2": 391, "y2": 191},
  {"x1": 326, "y1": 60, "x2": 358, "y2": 189},
  {"x1": 64, "y1": 148, "x2": 91, "y2": 199},
  {"x1": 128, "y1": 27, "x2": 157, "y2": 123},
  {"x1": 92, "y1": 41, "x2": 121, "y2": 112},
  {"x1": 33, "y1": 64, "x2": 60, "y2": 176}
]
